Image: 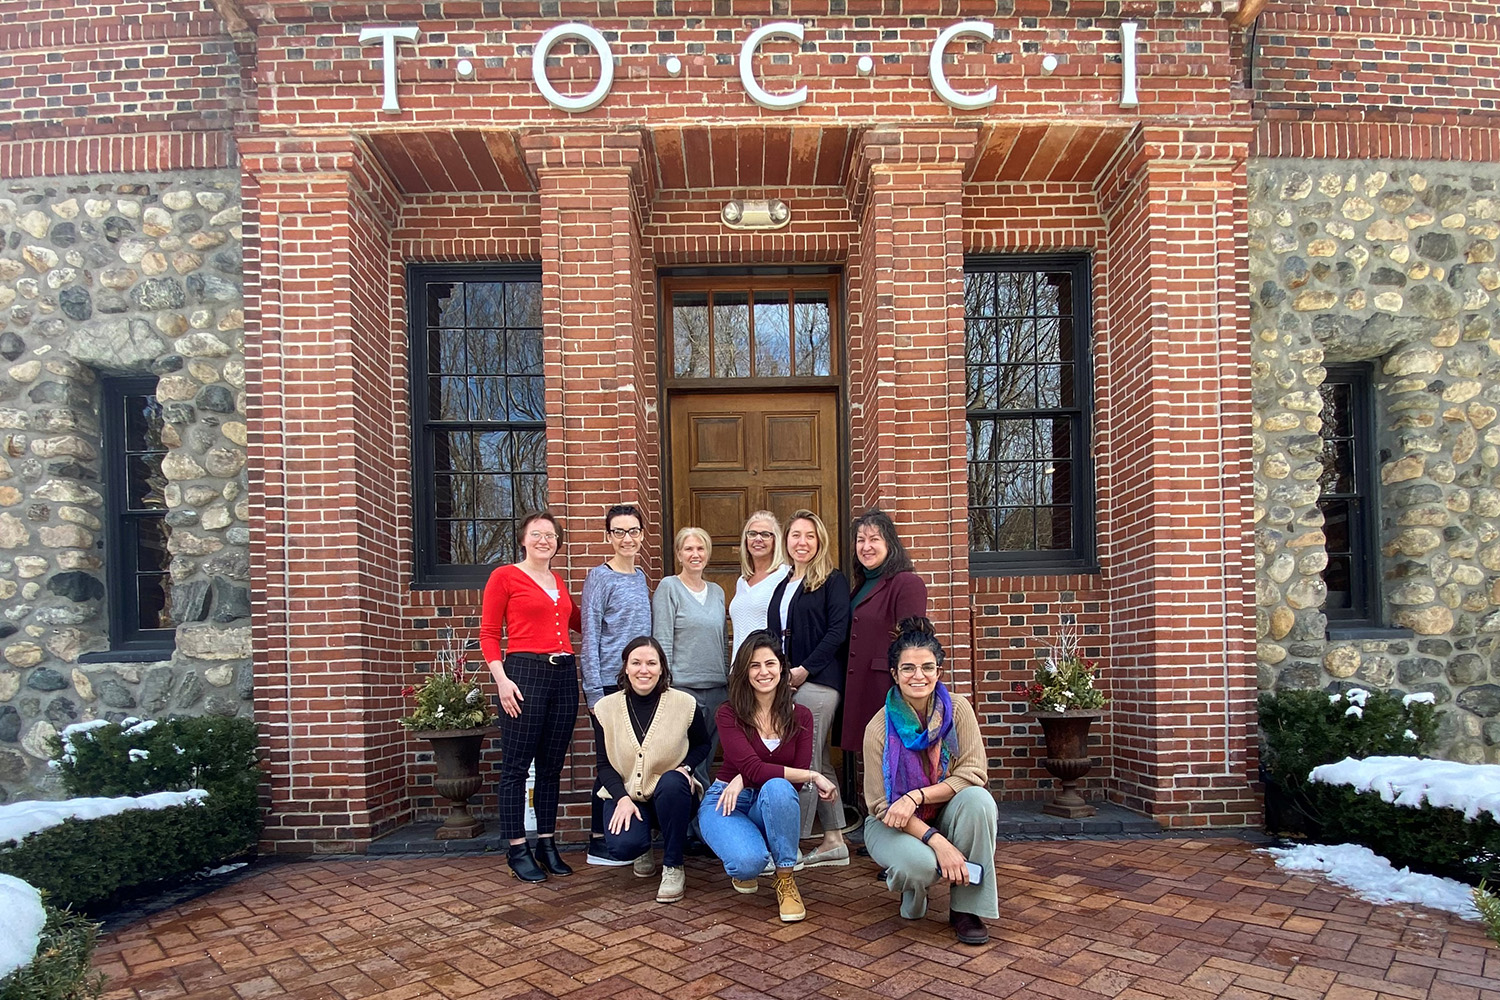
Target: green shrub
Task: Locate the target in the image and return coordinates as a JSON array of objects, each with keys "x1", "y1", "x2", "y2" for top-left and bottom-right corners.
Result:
[
  {"x1": 48, "y1": 716, "x2": 259, "y2": 802},
  {"x1": 1476, "y1": 882, "x2": 1500, "y2": 946},
  {"x1": 1259, "y1": 687, "x2": 1439, "y2": 790},
  {"x1": 0, "y1": 901, "x2": 103, "y2": 1000},
  {"x1": 1298, "y1": 783, "x2": 1500, "y2": 885},
  {"x1": 0, "y1": 716, "x2": 261, "y2": 913}
]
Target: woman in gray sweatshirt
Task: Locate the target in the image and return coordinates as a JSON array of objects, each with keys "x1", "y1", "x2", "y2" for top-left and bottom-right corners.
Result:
[{"x1": 653, "y1": 526, "x2": 728, "y2": 787}]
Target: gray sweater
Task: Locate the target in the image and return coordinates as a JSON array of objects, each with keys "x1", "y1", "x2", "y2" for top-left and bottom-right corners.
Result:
[
  {"x1": 652, "y1": 575, "x2": 728, "y2": 690},
  {"x1": 580, "y1": 563, "x2": 652, "y2": 708}
]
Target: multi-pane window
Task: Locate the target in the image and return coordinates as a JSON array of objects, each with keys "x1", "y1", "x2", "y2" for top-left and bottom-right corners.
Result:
[
  {"x1": 670, "y1": 283, "x2": 834, "y2": 379},
  {"x1": 100, "y1": 376, "x2": 174, "y2": 653},
  {"x1": 1318, "y1": 365, "x2": 1378, "y2": 625},
  {"x1": 410, "y1": 265, "x2": 547, "y2": 586},
  {"x1": 965, "y1": 255, "x2": 1094, "y2": 571}
]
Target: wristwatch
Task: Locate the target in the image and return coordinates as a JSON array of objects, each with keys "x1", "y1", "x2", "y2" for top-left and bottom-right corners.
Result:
[{"x1": 921, "y1": 827, "x2": 939, "y2": 845}]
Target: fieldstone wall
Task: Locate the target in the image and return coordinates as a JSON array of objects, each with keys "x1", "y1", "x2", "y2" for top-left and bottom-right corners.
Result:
[
  {"x1": 1251, "y1": 159, "x2": 1500, "y2": 763},
  {"x1": 0, "y1": 172, "x2": 249, "y2": 801}
]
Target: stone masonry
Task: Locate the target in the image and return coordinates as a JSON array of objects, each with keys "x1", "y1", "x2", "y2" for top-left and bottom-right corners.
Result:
[
  {"x1": 1251, "y1": 160, "x2": 1500, "y2": 763},
  {"x1": 0, "y1": 171, "x2": 249, "y2": 801}
]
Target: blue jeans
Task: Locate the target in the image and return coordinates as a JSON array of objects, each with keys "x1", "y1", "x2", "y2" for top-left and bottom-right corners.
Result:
[{"x1": 697, "y1": 777, "x2": 800, "y2": 879}]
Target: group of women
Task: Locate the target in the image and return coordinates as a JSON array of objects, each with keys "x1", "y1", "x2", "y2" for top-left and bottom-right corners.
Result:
[{"x1": 478, "y1": 507, "x2": 998, "y2": 945}]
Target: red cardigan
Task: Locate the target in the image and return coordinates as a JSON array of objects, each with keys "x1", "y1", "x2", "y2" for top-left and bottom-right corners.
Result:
[
  {"x1": 714, "y1": 702, "x2": 813, "y2": 789},
  {"x1": 479, "y1": 564, "x2": 582, "y2": 663}
]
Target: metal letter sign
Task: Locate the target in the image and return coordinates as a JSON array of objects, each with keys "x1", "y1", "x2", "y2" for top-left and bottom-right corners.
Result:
[
  {"x1": 930, "y1": 22, "x2": 997, "y2": 111},
  {"x1": 359, "y1": 25, "x2": 420, "y2": 112},
  {"x1": 1119, "y1": 21, "x2": 1140, "y2": 108},
  {"x1": 740, "y1": 22, "x2": 808, "y2": 111},
  {"x1": 533, "y1": 23, "x2": 615, "y2": 113}
]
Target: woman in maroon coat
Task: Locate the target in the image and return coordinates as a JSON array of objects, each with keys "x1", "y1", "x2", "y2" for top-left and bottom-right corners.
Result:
[{"x1": 840, "y1": 509, "x2": 928, "y2": 752}]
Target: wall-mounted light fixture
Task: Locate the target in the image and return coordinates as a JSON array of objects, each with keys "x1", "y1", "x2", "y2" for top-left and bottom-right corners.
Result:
[{"x1": 722, "y1": 199, "x2": 791, "y2": 230}]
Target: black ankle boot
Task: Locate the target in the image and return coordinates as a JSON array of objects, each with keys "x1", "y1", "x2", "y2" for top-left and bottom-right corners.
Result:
[
  {"x1": 507, "y1": 842, "x2": 548, "y2": 883},
  {"x1": 535, "y1": 837, "x2": 573, "y2": 876}
]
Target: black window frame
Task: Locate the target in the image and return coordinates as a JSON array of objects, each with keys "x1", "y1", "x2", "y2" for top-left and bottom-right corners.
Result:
[
  {"x1": 964, "y1": 253, "x2": 1097, "y2": 575},
  {"x1": 1318, "y1": 363, "x2": 1381, "y2": 627},
  {"x1": 92, "y1": 374, "x2": 175, "y2": 657},
  {"x1": 409, "y1": 263, "x2": 548, "y2": 589}
]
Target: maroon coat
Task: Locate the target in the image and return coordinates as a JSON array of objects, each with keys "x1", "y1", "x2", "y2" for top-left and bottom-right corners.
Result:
[{"x1": 838, "y1": 570, "x2": 928, "y2": 751}]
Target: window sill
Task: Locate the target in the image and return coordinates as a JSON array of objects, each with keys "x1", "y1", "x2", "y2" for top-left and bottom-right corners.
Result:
[
  {"x1": 1325, "y1": 626, "x2": 1414, "y2": 642},
  {"x1": 78, "y1": 648, "x2": 176, "y2": 664}
]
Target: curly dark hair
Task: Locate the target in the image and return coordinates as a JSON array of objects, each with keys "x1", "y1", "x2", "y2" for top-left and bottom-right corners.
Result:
[{"x1": 887, "y1": 616, "x2": 945, "y2": 673}]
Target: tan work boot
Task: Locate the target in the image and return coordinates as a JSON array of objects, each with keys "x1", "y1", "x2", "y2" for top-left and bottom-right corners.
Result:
[
  {"x1": 731, "y1": 877, "x2": 759, "y2": 894},
  {"x1": 774, "y1": 869, "x2": 805, "y2": 922}
]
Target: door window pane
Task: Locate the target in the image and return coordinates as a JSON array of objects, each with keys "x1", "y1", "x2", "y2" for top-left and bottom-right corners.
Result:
[{"x1": 753, "y1": 292, "x2": 791, "y2": 377}]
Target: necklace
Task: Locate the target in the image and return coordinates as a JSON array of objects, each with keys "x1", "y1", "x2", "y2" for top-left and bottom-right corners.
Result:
[{"x1": 627, "y1": 692, "x2": 653, "y2": 738}]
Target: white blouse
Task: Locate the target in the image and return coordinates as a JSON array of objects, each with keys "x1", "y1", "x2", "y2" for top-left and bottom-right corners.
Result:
[{"x1": 729, "y1": 563, "x2": 790, "y2": 661}]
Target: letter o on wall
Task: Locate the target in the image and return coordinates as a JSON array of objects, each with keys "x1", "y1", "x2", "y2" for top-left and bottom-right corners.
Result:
[
  {"x1": 533, "y1": 23, "x2": 615, "y2": 113},
  {"x1": 930, "y1": 21, "x2": 998, "y2": 111}
]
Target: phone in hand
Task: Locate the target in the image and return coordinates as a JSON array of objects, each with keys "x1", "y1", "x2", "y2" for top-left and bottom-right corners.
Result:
[{"x1": 964, "y1": 861, "x2": 982, "y2": 885}]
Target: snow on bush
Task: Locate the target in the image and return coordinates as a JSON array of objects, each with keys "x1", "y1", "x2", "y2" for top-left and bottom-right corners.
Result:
[
  {"x1": 1309, "y1": 755, "x2": 1500, "y2": 823},
  {"x1": 0, "y1": 790, "x2": 207, "y2": 846},
  {"x1": 1265, "y1": 843, "x2": 1480, "y2": 921},
  {"x1": 0, "y1": 872, "x2": 46, "y2": 978}
]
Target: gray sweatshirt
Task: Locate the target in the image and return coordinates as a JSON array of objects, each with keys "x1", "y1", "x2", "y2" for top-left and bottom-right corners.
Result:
[
  {"x1": 652, "y1": 575, "x2": 728, "y2": 690},
  {"x1": 580, "y1": 563, "x2": 652, "y2": 708}
]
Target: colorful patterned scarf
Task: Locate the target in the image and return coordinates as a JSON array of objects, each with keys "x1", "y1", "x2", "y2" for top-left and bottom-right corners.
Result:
[{"x1": 882, "y1": 682, "x2": 958, "y2": 822}]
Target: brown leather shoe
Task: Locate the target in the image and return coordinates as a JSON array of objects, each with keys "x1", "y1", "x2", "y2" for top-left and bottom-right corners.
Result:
[{"x1": 949, "y1": 910, "x2": 989, "y2": 945}]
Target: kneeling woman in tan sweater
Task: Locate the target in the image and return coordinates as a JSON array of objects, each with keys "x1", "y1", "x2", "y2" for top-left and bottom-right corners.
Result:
[
  {"x1": 592, "y1": 635, "x2": 709, "y2": 904},
  {"x1": 863, "y1": 617, "x2": 998, "y2": 946}
]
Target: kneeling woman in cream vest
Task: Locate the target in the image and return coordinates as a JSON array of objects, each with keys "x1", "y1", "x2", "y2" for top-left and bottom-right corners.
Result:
[{"x1": 592, "y1": 635, "x2": 709, "y2": 904}]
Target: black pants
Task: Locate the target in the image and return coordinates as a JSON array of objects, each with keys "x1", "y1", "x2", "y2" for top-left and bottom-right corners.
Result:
[
  {"x1": 601, "y1": 770, "x2": 696, "y2": 868},
  {"x1": 590, "y1": 684, "x2": 619, "y2": 838},
  {"x1": 496, "y1": 654, "x2": 579, "y2": 840}
]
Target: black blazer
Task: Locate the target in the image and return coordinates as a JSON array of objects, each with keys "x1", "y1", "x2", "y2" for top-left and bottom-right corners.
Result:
[{"x1": 768, "y1": 569, "x2": 851, "y2": 693}]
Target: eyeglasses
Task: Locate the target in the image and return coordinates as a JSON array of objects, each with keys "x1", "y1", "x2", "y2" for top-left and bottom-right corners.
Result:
[
  {"x1": 897, "y1": 663, "x2": 940, "y2": 678},
  {"x1": 526, "y1": 531, "x2": 558, "y2": 541},
  {"x1": 608, "y1": 527, "x2": 644, "y2": 540},
  {"x1": 745, "y1": 530, "x2": 776, "y2": 541}
]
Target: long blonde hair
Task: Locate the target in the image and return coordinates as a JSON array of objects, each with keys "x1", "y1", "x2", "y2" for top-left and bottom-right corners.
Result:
[
  {"x1": 785, "y1": 509, "x2": 834, "y2": 592},
  {"x1": 739, "y1": 510, "x2": 786, "y2": 579}
]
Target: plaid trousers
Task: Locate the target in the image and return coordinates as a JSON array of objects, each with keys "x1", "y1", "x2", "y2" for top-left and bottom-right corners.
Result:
[{"x1": 496, "y1": 654, "x2": 579, "y2": 839}]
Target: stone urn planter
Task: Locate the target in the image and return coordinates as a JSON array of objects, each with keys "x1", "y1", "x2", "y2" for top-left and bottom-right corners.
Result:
[
  {"x1": 1033, "y1": 710, "x2": 1101, "y2": 818},
  {"x1": 413, "y1": 727, "x2": 492, "y2": 840}
]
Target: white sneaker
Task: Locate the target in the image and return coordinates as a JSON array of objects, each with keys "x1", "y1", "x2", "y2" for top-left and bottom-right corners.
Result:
[
  {"x1": 633, "y1": 851, "x2": 657, "y2": 878},
  {"x1": 657, "y1": 866, "x2": 685, "y2": 903},
  {"x1": 760, "y1": 852, "x2": 805, "y2": 876},
  {"x1": 586, "y1": 841, "x2": 631, "y2": 867}
]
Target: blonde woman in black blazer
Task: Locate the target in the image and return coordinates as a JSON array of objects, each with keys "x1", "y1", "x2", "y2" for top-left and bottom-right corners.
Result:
[{"x1": 767, "y1": 509, "x2": 851, "y2": 868}]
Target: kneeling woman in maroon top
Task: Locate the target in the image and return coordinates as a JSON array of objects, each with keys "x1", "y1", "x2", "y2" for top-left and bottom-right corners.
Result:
[
  {"x1": 479, "y1": 510, "x2": 583, "y2": 883},
  {"x1": 697, "y1": 630, "x2": 837, "y2": 923}
]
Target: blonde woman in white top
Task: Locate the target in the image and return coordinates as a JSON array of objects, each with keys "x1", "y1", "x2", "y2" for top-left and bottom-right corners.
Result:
[{"x1": 729, "y1": 511, "x2": 790, "y2": 661}]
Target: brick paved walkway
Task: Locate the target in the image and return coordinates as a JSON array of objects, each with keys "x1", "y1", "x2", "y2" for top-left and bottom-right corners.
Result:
[{"x1": 96, "y1": 838, "x2": 1496, "y2": 1000}]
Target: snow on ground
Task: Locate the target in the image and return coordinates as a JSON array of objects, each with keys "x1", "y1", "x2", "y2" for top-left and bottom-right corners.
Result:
[
  {"x1": 204, "y1": 862, "x2": 248, "y2": 878},
  {"x1": 1309, "y1": 755, "x2": 1500, "y2": 822},
  {"x1": 1264, "y1": 843, "x2": 1480, "y2": 921},
  {"x1": 0, "y1": 790, "x2": 207, "y2": 846},
  {"x1": 0, "y1": 872, "x2": 46, "y2": 979}
]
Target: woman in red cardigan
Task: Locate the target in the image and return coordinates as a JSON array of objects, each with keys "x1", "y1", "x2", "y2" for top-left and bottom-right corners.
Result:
[
  {"x1": 479, "y1": 510, "x2": 583, "y2": 883},
  {"x1": 840, "y1": 509, "x2": 928, "y2": 755}
]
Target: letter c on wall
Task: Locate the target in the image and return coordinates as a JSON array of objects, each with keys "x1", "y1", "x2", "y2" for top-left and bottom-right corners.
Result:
[
  {"x1": 740, "y1": 22, "x2": 808, "y2": 110},
  {"x1": 533, "y1": 23, "x2": 615, "y2": 113},
  {"x1": 930, "y1": 21, "x2": 998, "y2": 111}
]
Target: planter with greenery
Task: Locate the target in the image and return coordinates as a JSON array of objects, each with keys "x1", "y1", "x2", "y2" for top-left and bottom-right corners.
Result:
[
  {"x1": 403, "y1": 632, "x2": 496, "y2": 839},
  {"x1": 1015, "y1": 635, "x2": 1108, "y2": 818}
]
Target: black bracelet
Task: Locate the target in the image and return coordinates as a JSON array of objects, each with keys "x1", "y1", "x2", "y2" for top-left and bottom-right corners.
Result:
[{"x1": 921, "y1": 828, "x2": 939, "y2": 845}]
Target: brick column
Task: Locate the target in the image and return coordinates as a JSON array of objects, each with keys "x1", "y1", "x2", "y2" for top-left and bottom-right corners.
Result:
[
  {"x1": 243, "y1": 136, "x2": 407, "y2": 851},
  {"x1": 1096, "y1": 126, "x2": 1260, "y2": 826},
  {"x1": 521, "y1": 131, "x2": 657, "y2": 833},
  {"x1": 846, "y1": 127, "x2": 979, "y2": 693}
]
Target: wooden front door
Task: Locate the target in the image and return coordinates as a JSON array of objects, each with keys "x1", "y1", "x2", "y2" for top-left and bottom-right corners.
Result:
[{"x1": 669, "y1": 392, "x2": 841, "y2": 597}]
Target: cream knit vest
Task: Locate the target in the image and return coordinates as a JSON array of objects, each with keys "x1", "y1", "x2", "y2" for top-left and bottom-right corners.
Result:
[{"x1": 596, "y1": 687, "x2": 697, "y2": 801}]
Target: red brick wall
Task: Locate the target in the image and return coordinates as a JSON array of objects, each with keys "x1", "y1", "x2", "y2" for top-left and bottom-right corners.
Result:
[
  {"x1": 1252, "y1": 1, "x2": 1500, "y2": 161},
  {"x1": 0, "y1": 1, "x2": 245, "y2": 142}
]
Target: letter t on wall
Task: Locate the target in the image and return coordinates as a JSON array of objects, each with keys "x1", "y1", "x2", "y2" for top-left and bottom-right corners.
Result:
[{"x1": 360, "y1": 26, "x2": 421, "y2": 112}]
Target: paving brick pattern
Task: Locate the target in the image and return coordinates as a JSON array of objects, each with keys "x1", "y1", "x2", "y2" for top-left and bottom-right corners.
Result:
[{"x1": 96, "y1": 838, "x2": 1497, "y2": 1000}]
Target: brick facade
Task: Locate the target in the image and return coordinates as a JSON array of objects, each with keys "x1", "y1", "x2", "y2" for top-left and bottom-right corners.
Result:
[{"x1": 1, "y1": 0, "x2": 1494, "y2": 845}]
